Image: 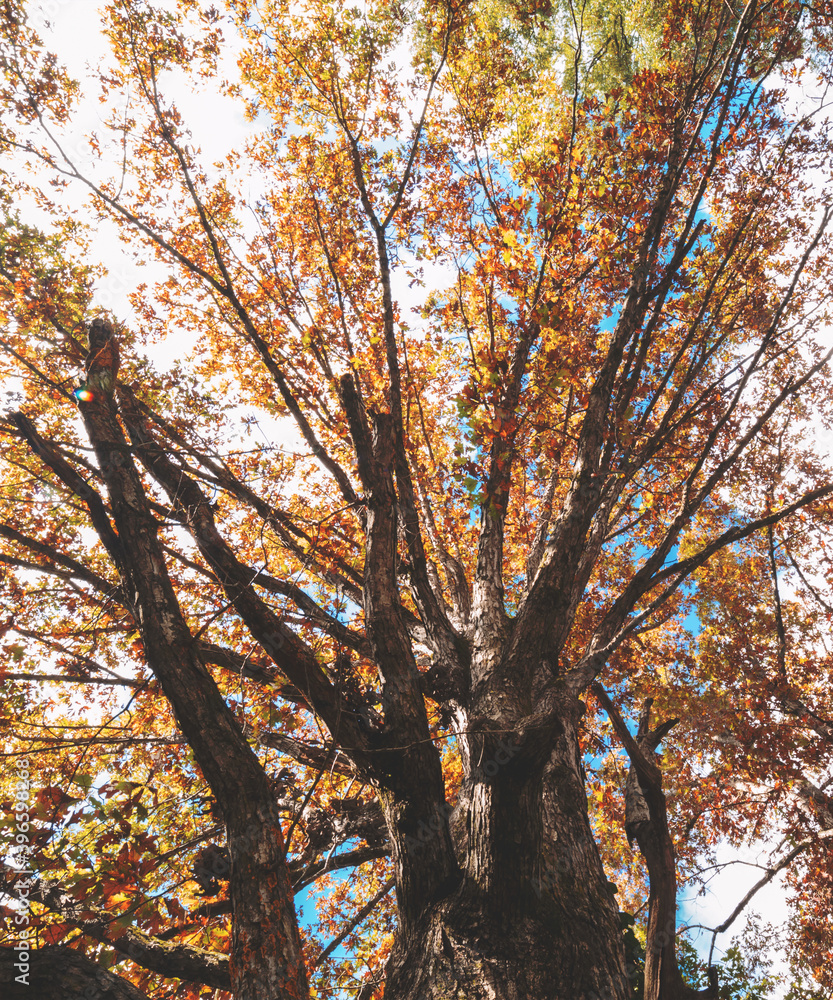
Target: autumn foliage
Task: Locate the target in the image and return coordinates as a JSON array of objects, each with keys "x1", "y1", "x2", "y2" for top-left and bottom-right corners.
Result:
[{"x1": 2, "y1": 1, "x2": 833, "y2": 998}]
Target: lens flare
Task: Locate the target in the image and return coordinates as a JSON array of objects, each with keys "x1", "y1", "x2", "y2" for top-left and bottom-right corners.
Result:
[{"x1": 74, "y1": 387, "x2": 95, "y2": 402}]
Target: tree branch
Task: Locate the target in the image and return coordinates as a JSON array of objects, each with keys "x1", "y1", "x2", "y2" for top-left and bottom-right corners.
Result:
[
  {"x1": 312, "y1": 877, "x2": 395, "y2": 969},
  {"x1": 0, "y1": 947, "x2": 153, "y2": 1000}
]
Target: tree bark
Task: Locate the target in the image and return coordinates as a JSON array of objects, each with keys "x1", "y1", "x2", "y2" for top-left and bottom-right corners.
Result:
[
  {"x1": 595, "y1": 689, "x2": 718, "y2": 1000},
  {"x1": 0, "y1": 946, "x2": 154, "y2": 1000},
  {"x1": 0, "y1": 866, "x2": 230, "y2": 990},
  {"x1": 382, "y1": 693, "x2": 629, "y2": 1000},
  {"x1": 12, "y1": 319, "x2": 310, "y2": 1000}
]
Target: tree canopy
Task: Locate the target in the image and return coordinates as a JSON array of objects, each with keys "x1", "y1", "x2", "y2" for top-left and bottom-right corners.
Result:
[{"x1": 2, "y1": 1, "x2": 833, "y2": 998}]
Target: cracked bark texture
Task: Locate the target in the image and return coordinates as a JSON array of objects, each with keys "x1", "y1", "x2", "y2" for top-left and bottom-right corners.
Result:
[
  {"x1": 382, "y1": 695, "x2": 628, "y2": 1000},
  {"x1": 1, "y1": 946, "x2": 154, "y2": 1000}
]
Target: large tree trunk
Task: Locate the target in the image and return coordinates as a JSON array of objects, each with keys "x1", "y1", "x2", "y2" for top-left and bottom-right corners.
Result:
[{"x1": 383, "y1": 696, "x2": 629, "y2": 1000}]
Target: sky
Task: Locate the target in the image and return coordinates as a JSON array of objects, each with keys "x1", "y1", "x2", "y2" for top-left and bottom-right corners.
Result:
[
  {"x1": 19, "y1": 0, "x2": 253, "y2": 365},
  {"x1": 8, "y1": 1, "x2": 832, "y2": 994}
]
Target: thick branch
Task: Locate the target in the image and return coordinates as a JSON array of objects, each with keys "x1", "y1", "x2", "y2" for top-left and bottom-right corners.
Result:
[
  {"x1": 28, "y1": 319, "x2": 311, "y2": 1000},
  {"x1": 0, "y1": 947, "x2": 153, "y2": 1000},
  {"x1": 0, "y1": 866, "x2": 230, "y2": 989},
  {"x1": 594, "y1": 688, "x2": 716, "y2": 1000},
  {"x1": 116, "y1": 381, "x2": 369, "y2": 765}
]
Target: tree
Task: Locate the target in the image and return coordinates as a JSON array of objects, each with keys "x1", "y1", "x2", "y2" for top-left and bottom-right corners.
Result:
[{"x1": 1, "y1": 0, "x2": 833, "y2": 997}]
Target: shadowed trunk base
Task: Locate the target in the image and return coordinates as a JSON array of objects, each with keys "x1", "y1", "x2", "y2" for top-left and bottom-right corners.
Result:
[{"x1": 383, "y1": 879, "x2": 630, "y2": 1000}]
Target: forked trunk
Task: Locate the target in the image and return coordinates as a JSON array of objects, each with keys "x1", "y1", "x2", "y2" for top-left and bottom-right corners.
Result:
[{"x1": 382, "y1": 699, "x2": 630, "y2": 1000}]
